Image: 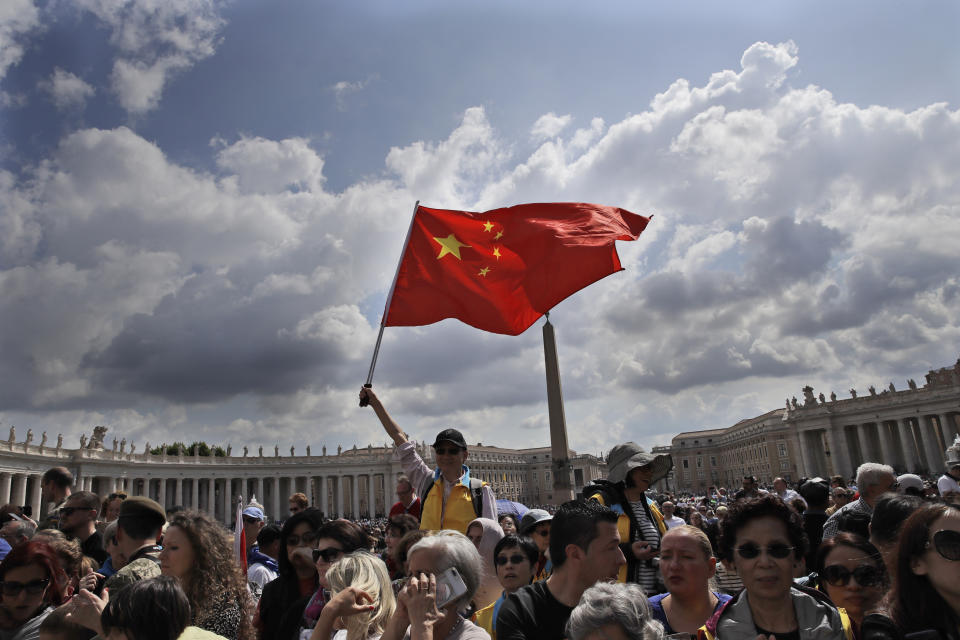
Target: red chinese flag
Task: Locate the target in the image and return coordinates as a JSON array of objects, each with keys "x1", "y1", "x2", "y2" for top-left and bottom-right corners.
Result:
[{"x1": 384, "y1": 202, "x2": 650, "y2": 335}]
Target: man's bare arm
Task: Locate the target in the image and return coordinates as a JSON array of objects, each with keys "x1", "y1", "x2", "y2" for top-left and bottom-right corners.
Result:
[{"x1": 359, "y1": 387, "x2": 409, "y2": 446}]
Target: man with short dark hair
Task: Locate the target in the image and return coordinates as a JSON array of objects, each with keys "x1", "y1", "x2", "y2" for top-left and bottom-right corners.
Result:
[
  {"x1": 496, "y1": 500, "x2": 626, "y2": 640},
  {"x1": 733, "y1": 476, "x2": 766, "y2": 501},
  {"x1": 104, "y1": 496, "x2": 166, "y2": 594},
  {"x1": 248, "y1": 524, "x2": 281, "y2": 599},
  {"x1": 59, "y1": 490, "x2": 107, "y2": 564},
  {"x1": 388, "y1": 476, "x2": 421, "y2": 519},
  {"x1": 38, "y1": 466, "x2": 74, "y2": 530}
]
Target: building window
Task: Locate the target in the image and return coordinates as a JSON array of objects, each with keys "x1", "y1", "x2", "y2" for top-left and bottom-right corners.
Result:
[
  {"x1": 683, "y1": 459, "x2": 689, "y2": 469},
  {"x1": 696, "y1": 456, "x2": 703, "y2": 468},
  {"x1": 697, "y1": 470, "x2": 705, "y2": 479},
  {"x1": 780, "y1": 460, "x2": 790, "y2": 471},
  {"x1": 777, "y1": 442, "x2": 788, "y2": 458},
  {"x1": 710, "y1": 456, "x2": 717, "y2": 466}
]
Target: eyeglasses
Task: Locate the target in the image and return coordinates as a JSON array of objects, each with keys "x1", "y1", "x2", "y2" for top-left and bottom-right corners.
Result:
[
  {"x1": 735, "y1": 543, "x2": 795, "y2": 559},
  {"x1": 927, "y1": 529, "x2": 960, "y2": 561},
  {"x1": 434, "y1": 447, "x2": 462, "y2": 456},
  {"x1": 242, "y1": 516, "x2": 261, "y2": 524},
  {"x1": 312, "y1": 547, "x2": 344, "y2": 563},
  {"x1": 0, "y1": 578, "x2": 49, "y2": 596},
  {"x1": 495, "y1": 554, "x2": 528, "y2": 566},
  {"x1": 107, "y1": 493, "x2": 127, "y2": 501},
  {"x1": 822, "y1": 564, "x2": 883, "y2": 588},
  {"x1": 286, "y1": 531, "x2": 318, "y2": 546},
  {"x1": 61, "y1": 507, "x2": 94, "y2": 517}
]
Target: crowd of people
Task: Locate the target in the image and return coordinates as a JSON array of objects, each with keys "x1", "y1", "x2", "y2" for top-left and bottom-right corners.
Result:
[{"x1": 0, "y1": 398, "x2": 956, "y2": 640}]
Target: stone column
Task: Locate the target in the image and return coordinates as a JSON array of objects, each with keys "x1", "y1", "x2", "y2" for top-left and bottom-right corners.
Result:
[
  {"x1": 336, "y1": 476, "x2": 344, "y2": 517},
  {"x1": 29, "y1": 475, "x2": 42, "y2": 519},
  {"x1": 191, "y1": 477, "x2": 200, "y2": 510},
  {"x1": 856, "y1": 424, "x2": 874, "y2": 464},
  {"x1": 272, "y1": 477, "x2": 281, "y2": 522},
  {"x1": 223, "y1": 478, "x2": 233, "y2": 524},
  {"x1": 825, "y1": 427, "x2": 852, "y2": 479},
  {"x1": 897, "y1": 419, "x2": 921, "y2": 472},
  {"x1": 172, "y1": 478, "x2": 181, "y2": 507},
  {"x1": 791, "y1": 432, "x2": 809, "y2": 478},
  {"x1": 368, "y1": 474, "x2": 376, "y2": 519},
  {"x1": 919, "y1": 416, "x2": 944, "y2": 473},
  {"x1": 349, "y1": 476, "x2": 358, "y2": 519},
  {"x1": 206, "y1": 478, "x2": 215, "y2": 517},
  {"x1": 12, "y1": 475, "x2": 26, "y2": 507},
  {"x1": 256, "y1": 477, "x2": 264, "y2": 506},
  {"x1": 0, "y1": 473, "x2": 11, "y2": 504},
  {"x1": 158, "y1": 478, "x2": 167, "y2": 509},
  {"x1": 320, "y1": 477, "x2": 329, "y2": 516},
  {"x1": 876, "y1": 423, "x2": 896, "y2": 470}
]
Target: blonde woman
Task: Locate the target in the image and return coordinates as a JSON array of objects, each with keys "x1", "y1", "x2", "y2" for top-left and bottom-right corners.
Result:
[{"x1": 310, "y1": 552, "x2": 397, "y2": 640}]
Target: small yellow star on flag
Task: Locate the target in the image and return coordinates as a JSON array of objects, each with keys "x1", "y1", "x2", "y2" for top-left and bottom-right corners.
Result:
[
  {"x1": 494, "y1": 230, "x2": 504, "y2": 240},
  {"x1": 433, "y1": 234, "x2": 471, "y2": 260},
  {"x1": 492, "y1": 247, "x2": 502, "y2": 260},
  {"x1": 482, "y1": 221, "x2": 494, "y2": 232},
  {"x1": 478, "y1": 266, "x2": 490, "y2": 277}
]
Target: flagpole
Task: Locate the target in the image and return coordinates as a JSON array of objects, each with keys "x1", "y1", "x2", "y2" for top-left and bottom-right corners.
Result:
[
  {"x1": 360, "y1": 200, "x2": 420, "y2": 406},
  {"x1": 543, "y1": 313, "x2": 575, "y2": 503}
]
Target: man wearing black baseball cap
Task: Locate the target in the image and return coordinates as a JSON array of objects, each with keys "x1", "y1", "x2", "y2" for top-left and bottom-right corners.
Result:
[{"x1": 360, "y1": 387, "x2": 496, "y2": 533}]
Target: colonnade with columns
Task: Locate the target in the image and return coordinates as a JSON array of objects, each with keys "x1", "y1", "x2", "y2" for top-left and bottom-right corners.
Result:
[
  {"x1": 797, "y1": 411, "x2": 959, "y2": 479},
  {"x1": 0, "y1": 471, "x2": 44, "y2": 517},
  {"x1": 75, "y1": 470, "x2": 392, "y2": 524}
]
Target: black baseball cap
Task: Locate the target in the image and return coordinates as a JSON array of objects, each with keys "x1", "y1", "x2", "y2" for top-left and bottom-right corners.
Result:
[{"x1": 432, "y1": 429, "x2": 467, "y2": 450}]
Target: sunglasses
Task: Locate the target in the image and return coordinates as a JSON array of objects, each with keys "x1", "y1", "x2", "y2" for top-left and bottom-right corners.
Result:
[
  {"x1": 61, "y1": 507, "x2": 94, "y2": 517},
  {"x1": 0, "y1": 578, "x2": 49, "y2": 596},
  {"x1": 242, "y1": 516, "x2": 261, "y2": 524},
  {"x1": 434, "y1": 447, "x2": 463, "y2": 456},
  {"x1": 735, "y1": 543, "x2": 795, "y2": 560},
  {"x1": 312, "y1": 547, "x2": 344, "y2": 563},
  {"x1": 286, "y1": 531, "x2": 318, "y2": 546},
  {"x1": 495, "y1": 554, "x2": 528, "y2": 566},
  {"x1": 927, "y1": 529, "x2": 960, "y2": 561},
  {"x1": 822, "y1": 564, "x2": 883, "y2": 588}
]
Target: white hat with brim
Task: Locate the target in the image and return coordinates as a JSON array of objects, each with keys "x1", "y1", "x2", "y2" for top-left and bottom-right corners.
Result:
[{"x1": 606, "y1": 442, "x2": 673, "y2": 485}]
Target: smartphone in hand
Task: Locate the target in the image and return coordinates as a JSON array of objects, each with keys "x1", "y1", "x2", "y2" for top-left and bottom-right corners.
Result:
[{"x1": 434, "y1": 567, "x2": 468, "y2": 609}]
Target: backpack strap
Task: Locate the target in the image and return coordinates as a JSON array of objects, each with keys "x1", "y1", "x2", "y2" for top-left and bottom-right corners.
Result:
[{"x1": 470, "y1": 478, "x2": 484, "y2": 518}]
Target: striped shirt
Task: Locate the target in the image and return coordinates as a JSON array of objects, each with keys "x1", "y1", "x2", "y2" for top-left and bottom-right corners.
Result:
[{"x1": 629, "y1": 499, "x2": 662, "y2": 594}]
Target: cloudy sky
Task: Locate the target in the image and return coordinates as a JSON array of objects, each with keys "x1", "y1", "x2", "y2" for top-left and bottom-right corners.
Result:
[{"x1": 2, "y1": 0, "x2": 958, "y2": 458}]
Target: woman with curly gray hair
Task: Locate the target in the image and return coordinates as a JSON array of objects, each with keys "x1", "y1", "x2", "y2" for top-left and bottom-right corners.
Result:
[
  {"x1": 160, "y1": 510, "x2": 253, "y2": 640},
  {"x1": 566, "y1": 582, "x2": 664, "y2": 640}
]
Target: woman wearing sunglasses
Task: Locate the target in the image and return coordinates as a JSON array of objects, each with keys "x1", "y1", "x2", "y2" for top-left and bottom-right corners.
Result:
[
  {"x1": 862, "y1": 501, "x2": 960, "y2": 640},
  {"x1": 297, "y1": 520, "x2": 375, "y2": 639},
  {"x1": 699, "y1": 495, "x2": 850, "y2": 640},
  {"x1": 0, "y1": 542, "x2": 67, "y2": 639},
  {"x1": 814, "y1": 533, "x2": 886, "y2": 636},
  {"x1": 473, "y1": 534, "x2": 539, "y2": 639}
]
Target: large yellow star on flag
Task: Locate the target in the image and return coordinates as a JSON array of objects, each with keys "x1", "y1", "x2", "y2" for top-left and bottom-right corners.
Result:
[
  {"x1": 433, "y1": 234, "x2": 471, "y2": 260},
  {"x1": 482, "y1": 221, "x2": 494, "y2": 232}
]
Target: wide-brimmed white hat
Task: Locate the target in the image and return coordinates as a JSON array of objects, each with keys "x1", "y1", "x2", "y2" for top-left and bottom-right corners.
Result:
[{"x1": 606, "y1": 442, "x2": 672, "y2": 485}]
